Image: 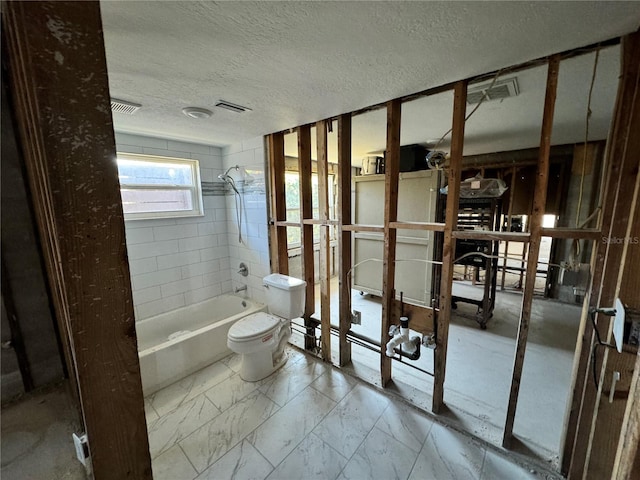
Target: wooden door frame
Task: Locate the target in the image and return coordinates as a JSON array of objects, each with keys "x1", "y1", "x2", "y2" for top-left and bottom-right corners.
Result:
[{"x1": 2, "y1": 2, "x2": 152, "y2": 478}]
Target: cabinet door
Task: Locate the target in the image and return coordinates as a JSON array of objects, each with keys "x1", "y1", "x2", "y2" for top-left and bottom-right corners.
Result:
[{"x1": 353, "y1": 171, "x2": 439, "y2": 305}]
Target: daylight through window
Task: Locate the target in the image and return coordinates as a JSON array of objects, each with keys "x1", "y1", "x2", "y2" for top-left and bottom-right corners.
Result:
[{"x1": 117, "y1": 153, "x2": 203, "y2": 220}]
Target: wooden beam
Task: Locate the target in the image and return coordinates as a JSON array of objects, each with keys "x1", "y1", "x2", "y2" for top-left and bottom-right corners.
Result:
[
  {"x1": 565, "y1": 31, "x2": 640, "y2": 476},
  {"x1": 389, "y1": 221, "x2": 446, "y2": 232},
  {"x1": 380, "y1": 99, "x2": 402, "y2": 386},
  {"x1": 502, "y1": 167, "x2": 517, "y2": 290},
  {"x1": 540, "y1": 228, "x2": 601, "y2": 240},
  {"x1": 302, "y1": 219, "x2": 340, "y2": 225},
  {"x1": 452, "y1": 230, "x2": 531, "y2": 243},
  {"x1": 503, "y1": 55, "x2": 560, "y2": 448},
  {"x1": 298, "y1": 125, "x2": 315, "y2": 350},
  {"x1": 274, "y1": 221, "x2": 302, "y2": 228},
  {"x1": 342, "y1": 224, "x2": 385, "y2": 233},
  {"x1": 267, "y1": 133, "x2": 288, "y2": 274},
  {"x1": 316, "y1": 120, "x2": 331, "y2": 362},
  {"x1": 613, "y1": 349, "x2": 640, "y2": 479},
  {"x1": 585, "y1": 32, "x2": 640, "y2": 477},
  {"x1": 2, "y1": 2, "x2": 152, "y2": 477},
  {"x1": 338, "y1": 114, "x2": 353, "y2": 366},
  {"x1": 390, "y1": 299, "x2": 435, "y2": 336},
  {"x1": 432, "y1": 80, "x2": 466, "y2": 413}
]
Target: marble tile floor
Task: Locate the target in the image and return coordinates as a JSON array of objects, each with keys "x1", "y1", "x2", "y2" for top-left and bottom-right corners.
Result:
[{"x1": 145, "y1": 346, "x2": 558, "y2": 480}]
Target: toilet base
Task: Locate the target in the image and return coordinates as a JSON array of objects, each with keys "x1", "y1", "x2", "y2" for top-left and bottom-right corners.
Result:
[{"x1": 239, "y1": 348, "x2": 288, "y2": 382}]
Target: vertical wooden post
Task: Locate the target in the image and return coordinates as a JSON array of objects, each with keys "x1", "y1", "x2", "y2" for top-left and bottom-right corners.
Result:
[
  {"x1": 2, "y1": 2, "x2": 152, "y2": 477},
  {"x1": 267, "y1": 132, "x2": 289, "y2": 274},
  {"x1": 380, "y1": 100, "x2": 401, "y2": 386},
  {"x1": 503, "y1": 56, "x2": 560, "y2": 448},
  {"x1": 338, "y1": 114, "x2": 353, "y2": 366},
  {"x1": 317, "y1": 120, "x2": 331, "y2": 362},
  {"x1": 297, "y1": 125, "x2": 315, "y2": 350},
  {"x1": 501, "y1": 166, "x2": 517, "y2": 290},
  {"x1": 433, "y1": 81, "x2": 467, "y2": 413},
  {"x1": 567, "y1": 31, "x2": 640, "y2": 478}
]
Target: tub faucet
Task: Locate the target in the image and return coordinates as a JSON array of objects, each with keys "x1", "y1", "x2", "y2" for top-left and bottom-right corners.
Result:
[{"x1": 235, "y1": 284, "x2": 247, "y2": 293}]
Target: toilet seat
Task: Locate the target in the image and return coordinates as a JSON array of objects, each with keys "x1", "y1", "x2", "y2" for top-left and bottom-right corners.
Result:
[{"x1": 228, "y1": 312, "x2": 282, "y2": 342}]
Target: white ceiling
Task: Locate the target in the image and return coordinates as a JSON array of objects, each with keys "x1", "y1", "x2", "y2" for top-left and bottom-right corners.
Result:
[{"x1": 100, "y1": 1, "x2": 640, "y2": 161}]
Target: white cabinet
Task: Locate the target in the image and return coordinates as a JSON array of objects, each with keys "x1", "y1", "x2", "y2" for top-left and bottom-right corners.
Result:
[{"x1": 353, "y1": 170, "x2": 439, "y2": 305}]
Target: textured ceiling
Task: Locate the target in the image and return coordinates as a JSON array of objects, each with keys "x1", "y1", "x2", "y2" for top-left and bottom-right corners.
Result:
[{"x1": 101, "y1": 1, "x2": 640, "y2": 159}]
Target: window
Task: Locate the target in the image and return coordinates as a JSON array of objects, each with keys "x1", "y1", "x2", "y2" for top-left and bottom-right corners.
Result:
[{"x1": 117, "y1": 153, "x2": 203, "y2": 220}]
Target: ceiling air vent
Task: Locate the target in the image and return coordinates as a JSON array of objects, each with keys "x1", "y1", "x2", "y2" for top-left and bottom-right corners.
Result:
[
  {"x1": 215, "y1": 100, "x2": 251, "y2": 113},
  {"x1": 467, "y1": 77, "x2": 519, "y2": 105},
  {"x1": 111, "y1": 98, "x2": 142, "y2": 115}
]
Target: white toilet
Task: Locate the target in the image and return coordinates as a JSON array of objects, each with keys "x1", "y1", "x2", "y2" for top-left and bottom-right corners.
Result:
[{"x1": 227, "y1": 273, "x2": 306, "y2": 381}]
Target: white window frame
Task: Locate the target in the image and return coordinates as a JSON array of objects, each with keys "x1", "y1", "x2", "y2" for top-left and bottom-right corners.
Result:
[{"x1": 117, "y1": 153, "x2": 204, "y2": 221}]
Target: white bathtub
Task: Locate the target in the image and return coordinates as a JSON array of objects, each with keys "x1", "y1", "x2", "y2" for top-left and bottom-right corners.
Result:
[{"x1": 136, "y1": 294, "x2": 266, "y2": 395}]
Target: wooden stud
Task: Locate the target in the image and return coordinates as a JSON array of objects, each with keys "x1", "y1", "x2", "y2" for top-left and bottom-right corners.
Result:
[
  {"x1": 2, "y1": 2, "x2": 152, "y2": 477},
  {"x1": 342, "y1": 224, "x2": 385, "y2": 233},
  {"x1": 565, "y1": 31, "x2": 640, "y2": 476},
  {"x1": 501, "y1": 167, "x2": 517, "y2": 290},
  {"x1": 338, "y1": 114, "x2": 353, "y2": 366},
  {"x1": 390, "y1": 300, "x2": 435, "y2": 335},
  {"x1": 267, "y1": 133, "x2": 289, "y2": 274},
  {"x1": 581, "y1": 31, "x2": 640, "y2": 478},
  {"x1": 380, "y1": 99, "x2": 401, "y2": 386},
  {"x1": 452, "y1": 230, "x2": 531, "y2": 243},
  {"x1": 388, "y1": 221, "x2": 446, "y2": 232},
  {"x1": 297, "y1": 125, "x2": 315, "y2": 350},
  {"x1": 503, "y1": 55, "x2": 560, "y2": 448},
  {"x1": 316, "y1": 120, "x2": 331, "y2": 362},
  {"x1": 432, "y1": 80, "x2": 467, "y2": 413}
]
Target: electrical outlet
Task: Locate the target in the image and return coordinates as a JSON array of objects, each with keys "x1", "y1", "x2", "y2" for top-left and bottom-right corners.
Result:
[
  {"x1": 72, "y1": 433, "x2": 89, "y2": 466},
  {"x1": 352, "y1": 310, "x2": 361, "y2": 325}
]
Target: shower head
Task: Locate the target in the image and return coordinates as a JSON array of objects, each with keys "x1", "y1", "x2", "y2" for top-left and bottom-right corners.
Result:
[{"x1": 218, "y1": 173, "x2": 240, "y2": 194}]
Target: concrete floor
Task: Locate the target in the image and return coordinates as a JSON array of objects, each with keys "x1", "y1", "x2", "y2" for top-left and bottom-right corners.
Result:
[
  {"x1": 1, "y1": 382, "x2": 87, "y2": 480},
  {"x1": 307, "y1": 277, "x2": 581, "y2": 471}
]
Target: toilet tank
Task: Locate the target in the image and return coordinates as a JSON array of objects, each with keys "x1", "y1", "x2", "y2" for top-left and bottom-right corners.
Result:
[{"x1": 263, "y1": 274, "x2": 306, "y2": 319}]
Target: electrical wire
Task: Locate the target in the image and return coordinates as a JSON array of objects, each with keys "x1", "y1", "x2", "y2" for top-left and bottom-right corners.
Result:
[
  {"x1": 570, "y1": 48, "x2": 601, "y2": 264},
  {"x1": 589, "y1": 308, "x2": 616, "y2": 389},
  {"x1": 433, "y1": 69, "x2": 504, "y2": 152}
]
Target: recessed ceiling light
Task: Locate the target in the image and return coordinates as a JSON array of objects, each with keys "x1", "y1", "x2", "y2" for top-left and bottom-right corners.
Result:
[{"x1": 182, "y1": 107, "x2": 213, "y2": 119}]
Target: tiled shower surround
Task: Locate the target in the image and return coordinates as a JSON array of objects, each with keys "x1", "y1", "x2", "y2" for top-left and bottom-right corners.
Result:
[{"x1": 116, "y1": 133, "x2": 270, "y2": 320}]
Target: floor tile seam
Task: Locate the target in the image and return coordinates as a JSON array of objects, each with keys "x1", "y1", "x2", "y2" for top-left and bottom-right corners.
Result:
[
  {"x1": 176, "y1": 441, "x2": 200, "y2": 479},
  {"x1": 308, "y1": 380, "x2": 346, "y2": 406},
  {"x1": 149, "y1": 388, "x2": 222, "y2": 424},
  {"x1": 203, "y1": 378, "x2": 260, "y2": 413},
  {"x1": 149, "y1": 395, "x2": 223, "y2": 461},
  {"x1": 174, "y1": 393, "x2": 281, "y2": 473},
  {"x1": 305, "y1": 432, "x2": 350, "y2": 480},
  {"x1": 292, "y1": 349, "x2": 559, "y2": 476},
  {"x1": 247, "y1": 386, "x2": 339, "y2": 466},
  {"x1": 372, "y1": 417, "x2": 432, "y2": 456},
  {"x1": 338, "y1": 405, "x2": 390, "y2": 469},
  {"x1": 478, "y1": 447, "x2": 488, "y2": 480}
]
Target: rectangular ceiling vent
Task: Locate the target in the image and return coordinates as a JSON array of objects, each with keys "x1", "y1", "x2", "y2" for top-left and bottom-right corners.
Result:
[
  {"x1": 111, "y1": 98, "x2": 142, "y2": 115},
  {"x1": 467, "y1": 77, "x2": 519, "y2": 105},
  {"x1": 215, "y1": 100, "x2": 251, "y2": 113}
]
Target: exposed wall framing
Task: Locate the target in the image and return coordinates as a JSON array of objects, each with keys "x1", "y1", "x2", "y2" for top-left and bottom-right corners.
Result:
[
  {"x1": 503, "y1": 55, "x2": 560, "y2": 448},
  {"x1": 265, "y1": 34, "x2": 638, "y2": 476},
  {"x1": 338, "y1": 115, "x2": 353, "y2": 366}
]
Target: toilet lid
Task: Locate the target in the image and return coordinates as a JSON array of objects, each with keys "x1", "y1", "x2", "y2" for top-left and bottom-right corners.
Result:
[{"x1": 228, "y1": 312, "x2": 281, "y2": 341}]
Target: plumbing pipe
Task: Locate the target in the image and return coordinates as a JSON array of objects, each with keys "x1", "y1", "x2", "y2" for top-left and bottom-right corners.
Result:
[{"x1": 385, "y1": 317, "x2": 421, "y2": 359}]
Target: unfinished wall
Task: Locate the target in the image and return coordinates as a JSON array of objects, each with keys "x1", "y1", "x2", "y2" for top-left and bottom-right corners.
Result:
[
  {"x1": 115, "y1": 133, "x2": 233, "y2": 319},
  {"x1": 1, "y1": 82, "x2": 64, "y2": 398},
  {"x1": 222, "y1": 136, "x2": 271, "y2": 304}
]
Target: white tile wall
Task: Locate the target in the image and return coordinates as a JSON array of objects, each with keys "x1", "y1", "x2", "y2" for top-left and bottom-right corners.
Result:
[
  {"x1": 116, "y1": 133, "x2": 233, "y2": 320},
  {"x1": 222, "y1": 136, "x2": 271, "y2": 305}
]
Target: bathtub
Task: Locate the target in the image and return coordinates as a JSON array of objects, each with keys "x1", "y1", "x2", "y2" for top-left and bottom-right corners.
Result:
[{"x1": 136, "y1": 294, "x2": 266, "y2": 395}]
